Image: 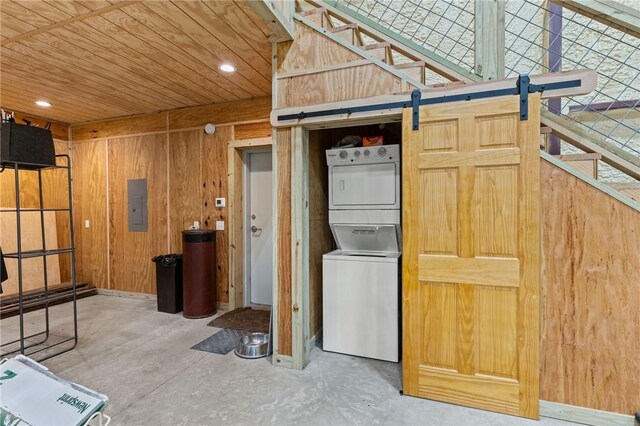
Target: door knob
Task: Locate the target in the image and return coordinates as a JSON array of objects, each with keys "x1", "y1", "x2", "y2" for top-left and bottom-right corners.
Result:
[{"x1": 251, "y1": 225, "x2": 259, "y2": 232}]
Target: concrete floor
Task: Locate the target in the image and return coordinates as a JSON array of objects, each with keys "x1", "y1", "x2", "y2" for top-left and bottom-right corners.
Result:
[{"x1": 1, "y1": 295, "x2": 575, "y2": 425}]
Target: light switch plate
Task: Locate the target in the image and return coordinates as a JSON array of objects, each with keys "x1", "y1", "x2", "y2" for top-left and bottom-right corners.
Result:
[
  {"x1": 216, "y1": 220, "x2": 224, "y2": 231},
  {"x1": 215, "y1": 198, "x2": 226, "y2": 208},
  {"x1": 84, "y1": 220, "x2": 90, "y2": 229}
]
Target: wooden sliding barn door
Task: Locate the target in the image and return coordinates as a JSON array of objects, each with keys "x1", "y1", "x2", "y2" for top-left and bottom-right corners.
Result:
[{"x1": 402, "y1": 95, "x2": 541, "y2": 419}]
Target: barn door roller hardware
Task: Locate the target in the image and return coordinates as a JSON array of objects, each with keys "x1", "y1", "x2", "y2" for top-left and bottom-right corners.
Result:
[{"x1": 276, "y1": 74, "x2": 582, "y2": 130}]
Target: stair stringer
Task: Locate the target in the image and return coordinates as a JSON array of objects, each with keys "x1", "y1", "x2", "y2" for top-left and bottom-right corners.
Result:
[{"x1": 274, "y1": 19, "x2": 424, "y2": 110}]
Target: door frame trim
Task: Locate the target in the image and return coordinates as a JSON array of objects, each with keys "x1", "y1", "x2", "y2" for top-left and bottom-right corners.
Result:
[{"x1": 227, "y1": 137, "x2": 273, "y2": 311}]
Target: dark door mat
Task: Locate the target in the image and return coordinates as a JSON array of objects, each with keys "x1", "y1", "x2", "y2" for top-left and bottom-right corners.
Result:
[
  {"x1": 207, "y1": 307, "x2": 270, "y2": 334},
  {"x1": 191, "y1": 329, "x2": 249, "y2": 355}
]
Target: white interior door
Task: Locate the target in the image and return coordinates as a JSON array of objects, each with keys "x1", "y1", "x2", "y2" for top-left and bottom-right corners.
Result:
[{"x1": 246, "y1": 151, "x2": 273, "y2": 306}]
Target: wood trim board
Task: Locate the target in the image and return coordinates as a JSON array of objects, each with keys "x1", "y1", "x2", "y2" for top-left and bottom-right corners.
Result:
[{"x1": 540, "y1": 400, "x2": 636, "y2": 426}]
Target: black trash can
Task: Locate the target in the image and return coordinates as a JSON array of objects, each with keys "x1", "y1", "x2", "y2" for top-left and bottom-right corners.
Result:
[{"x1": 151, "y1": 254, "x2": 183, "y2": 314}]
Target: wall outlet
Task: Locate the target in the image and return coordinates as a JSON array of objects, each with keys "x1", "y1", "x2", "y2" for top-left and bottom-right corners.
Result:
[
  {"x1": 215, "y1": 198, "x2": 226, "y2": 208},
  {"x1": 216, "y1": 220, "x2": 225, "y2": 231},
  {"x1": 84, "y1": 220, "x2": 90, "y2": 229}
]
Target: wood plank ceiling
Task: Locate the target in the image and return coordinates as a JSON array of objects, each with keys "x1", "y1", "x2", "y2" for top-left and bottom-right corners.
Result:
[{"x1": 0, "y1": 0, "x2": 273, "y2": 124}]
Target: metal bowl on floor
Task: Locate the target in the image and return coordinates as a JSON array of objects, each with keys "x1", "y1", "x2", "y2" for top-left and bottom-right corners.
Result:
[{"x1": 235, "y1": 333, "x2": 270, "y2": 359}]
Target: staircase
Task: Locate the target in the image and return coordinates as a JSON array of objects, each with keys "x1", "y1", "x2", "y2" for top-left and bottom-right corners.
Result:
[{"x1": 293, "y1": 0, "x2": 640, "y2": 208}]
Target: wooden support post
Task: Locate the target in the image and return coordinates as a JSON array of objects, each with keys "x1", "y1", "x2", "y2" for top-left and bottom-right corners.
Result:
[
  {"x1": 546, "y1": 0, "x2": 563, "y2": 155},
  {"x1": 474, "y1": 0, "x2": 505, "y2": 81},
  {"x1": 271, "y1": 127, "x2": 281, "y2": 361},
  {"x1": 290, "y1": 125, "x2": 310, "y2": 370}
]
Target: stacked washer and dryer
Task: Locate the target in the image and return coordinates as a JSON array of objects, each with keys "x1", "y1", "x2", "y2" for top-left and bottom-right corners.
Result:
[{"x1": 322, "y1": 144, "x2": 401, "y2": 363}]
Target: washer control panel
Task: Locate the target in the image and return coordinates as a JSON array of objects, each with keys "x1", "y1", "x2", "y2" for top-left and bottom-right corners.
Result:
[{"x1": 326, "y1": 144, "x2": 399, "y2": 165}]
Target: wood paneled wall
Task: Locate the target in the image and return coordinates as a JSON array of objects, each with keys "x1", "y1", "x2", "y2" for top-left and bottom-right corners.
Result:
[
  {"x1": 70, "y1": 98, "x2": 272, "y2": 304},
  {"x1": 49, "y1": 141, "x2": 72, "y2": 283},
  {"x1": 72, "y1": 140, "x2": 108, "y2": 289},
  {"x1": 201, "y1": 128, "x2": 234, "y2": 303},
  {"x1": 169, "y1": 131, "x2": 202, "y2": 253},
  {"x1": 307, "y1": 131, "x2": 334, "y2": 339},
  {"x1": 108, "y1": 135, "x2": 168, "y2": 294},
  {"x1": 169, "y1": 127, "x2": 234, "y2": 302},
  {"x1": 540, "y1": 160, "x2": 640, "y2": 415}
]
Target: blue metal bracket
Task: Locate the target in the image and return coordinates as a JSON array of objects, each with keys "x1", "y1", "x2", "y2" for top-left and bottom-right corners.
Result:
[{"x1": 411, "y1": 89, "x2": 421, "y2": 130}]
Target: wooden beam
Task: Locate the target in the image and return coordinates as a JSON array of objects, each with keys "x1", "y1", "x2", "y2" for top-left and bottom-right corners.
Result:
[
  {"x1": 552, "y1": 0, "x2": 640, "y2": 39},
  {"x1": 70, "y1": 97, "x2": 273, "y2": 141},
  {"x1": 271, "y1": 128, "x2": 280, "y2": 362},
  {"x1": 289, "y1": 125, "x2": 309, "y2": 370},
  {"x1": 271, "y1": 69, "x2": 597, "y2": 128},
  {"x1": 474, "y1": 0, "x2": 505, "y2": 80},
  {"x1": 275, "y1": 128, "x2": 292, "y2": 357},
  {"x1": 168, "y1": 97, "x2": 272, "y2": 131},
  {"x1": 71, "y1": 112, "x2": 168, "y2": 141},
  {"x1": 554, "y1": 153, "x2": 602, "y2": 161},
  {"x1": 247, "y1": 0, "x2": 295, "y2": 42},
  {"x1": 0, "y1": 1, "x2": 139, "y2": 46}
]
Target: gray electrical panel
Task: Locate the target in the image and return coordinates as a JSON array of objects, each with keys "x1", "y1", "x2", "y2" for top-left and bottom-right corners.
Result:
[{"x1": 127, "y1": 179, "x2": 148, "y2": 232}]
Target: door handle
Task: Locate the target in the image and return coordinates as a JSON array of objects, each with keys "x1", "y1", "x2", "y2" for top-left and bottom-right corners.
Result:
[{"x1": 251, "y1": 225, "x2": 261, "y2": 233}]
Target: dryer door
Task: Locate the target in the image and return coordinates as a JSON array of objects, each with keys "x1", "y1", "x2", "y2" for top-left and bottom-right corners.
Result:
[{"x1": 330, "y1": 163, "x2": 399, "y2": 209}]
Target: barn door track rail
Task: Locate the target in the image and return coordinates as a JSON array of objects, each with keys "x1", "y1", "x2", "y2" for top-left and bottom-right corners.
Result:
[{"x1": 271, "y1": 69, "x2": 596, "y2": 129}]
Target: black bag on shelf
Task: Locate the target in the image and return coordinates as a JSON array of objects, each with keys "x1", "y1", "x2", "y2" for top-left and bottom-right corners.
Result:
[
  {"x1": 0, "y1": 122, "x2": 55, "y2": 170},
  {"x1": 1, "y1": 247, "x2": 8, "y2": 294}
]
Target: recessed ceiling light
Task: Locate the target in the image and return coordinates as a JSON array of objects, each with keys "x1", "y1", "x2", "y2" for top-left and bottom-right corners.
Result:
[
  {"x1": 35, "y1": 100, "x2": 51, "y2": 107},
  {"x1": 219, "y1": 63, "x2": 236, "y2": 73}
]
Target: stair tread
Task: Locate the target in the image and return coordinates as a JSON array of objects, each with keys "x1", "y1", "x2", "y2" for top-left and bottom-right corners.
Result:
[
  {"x1": 424, "y1": 81, "x2": 466, "y2": 90},
  {"x1": 299, "y1": 7, "x2": 327, "y2": 16},
  {"x1": 554, "y1": 153, "x2": 603, "y2": 161},
  {"x1": 395, "y1": 61, "x2": 426, "y2": 69},
  {"x1": 364, "y1": 41, "x2": 391, "y2": 50},
  {"x1": 330, "y1": 23, "x2": 358, "y2": 33}
]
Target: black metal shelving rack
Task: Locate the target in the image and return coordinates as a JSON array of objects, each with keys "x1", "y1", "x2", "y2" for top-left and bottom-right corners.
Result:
[{"x1": 0, "y1": 154, "x2": 78, "y2": 361}]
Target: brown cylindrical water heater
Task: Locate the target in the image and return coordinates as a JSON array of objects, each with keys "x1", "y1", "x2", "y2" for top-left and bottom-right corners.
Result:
[{"x1": 182, "y1": 229, "x2": 216, "y2": 318}]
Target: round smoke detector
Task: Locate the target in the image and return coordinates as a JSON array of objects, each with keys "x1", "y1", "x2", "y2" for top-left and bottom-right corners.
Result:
[{"x1": 204, "y1": 123, "x2": 216, "y2": 135}]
